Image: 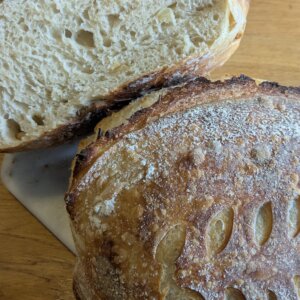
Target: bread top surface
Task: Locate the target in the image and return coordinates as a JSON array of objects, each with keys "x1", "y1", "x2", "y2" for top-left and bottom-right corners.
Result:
[
  {"x1": 66, "y1": 76, "x2": 300, "y2": 299},
  {"x1": 0, "y1": 0, "x2": 249, "y2": 152}
]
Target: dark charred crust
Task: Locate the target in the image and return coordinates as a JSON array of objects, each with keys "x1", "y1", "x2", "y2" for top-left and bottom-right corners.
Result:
[
  {"x1": 97, "y1": 128, "x2": 103, "y2": 139},
  {"x1": 226, "y1": 74, "x2": 255, "y2": 84},
  {"x1": 259, "y1": 80, "x2": 300, "y2": 95},
  {"x1": 0, "y1": 99, "x2": 131, "y2": 153},
  {"x1": 111, "y1": 70, "x2": 193, "y2": 101},
  {"x1": 72, "y1": 152, "x2": 88, "y2": 179},
  {"x1": 104, "y1": 130, "x2": 114, "y2": 139},
  {"x1": 72, "y1": 145, "x2": 99, "y2": 179}
]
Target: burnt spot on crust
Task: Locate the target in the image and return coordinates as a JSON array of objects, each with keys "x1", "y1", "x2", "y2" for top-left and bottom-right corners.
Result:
[
  {"x1": 259, "y1": 80, "x2": 300, "y2": 95},
  {"x1": 111, "y1": 70, "x2": 165, "y2": 101},
  {"x1": 72, "y1": 145, "x2": 98, "y2": 179},
  {"x1": 104, "y1": 130, "x2": 114, "y2": 139},
  {"x1": 104, "y1": 70, "x2": 193, "y2": 102},
  {"x1": 97, "y1": 128, "x2": 104, "y2": 139}
]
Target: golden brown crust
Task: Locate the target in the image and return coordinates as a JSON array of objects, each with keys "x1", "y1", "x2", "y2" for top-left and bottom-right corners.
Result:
[
  {"x1": 67, "y1": 75, "x2": 300, "y2": 202},
  {"x1": 66, "y1": 75, "x2": 300, "y2": 299},
  {"x1": 1, "y1": 0, "x2": 249, "y2": 152}
]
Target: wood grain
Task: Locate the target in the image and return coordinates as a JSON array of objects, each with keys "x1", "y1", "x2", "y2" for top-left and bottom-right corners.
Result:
[
  {"x1": 0, "y1": 1, "x2": 300, "y2": 299},
  {"x1": 0, "y1": 158, "x2": 75, "y2": 300},
  {"x1": 212, "y1": 0, "x2": 300, "y2": 86}
]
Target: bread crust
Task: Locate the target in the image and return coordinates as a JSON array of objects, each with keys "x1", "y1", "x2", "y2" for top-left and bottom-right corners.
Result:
[
  {"x1": 67, "y1": 75, "x2": 300, "y2": 206},
  {"x1": 1, "y1": 0, "x2": 249, "y2": 152},
  {"x1": 66, "y1": 75, "x2": 300, "y2": 299}
]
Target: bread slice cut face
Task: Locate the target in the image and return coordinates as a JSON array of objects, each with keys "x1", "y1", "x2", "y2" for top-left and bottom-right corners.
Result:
[
  {"x1": 0, "y1": 0, "x2": 249, "y2": 151},
  {"x1": 66, "y1": 76, "x2": 300, "y2": 300}
]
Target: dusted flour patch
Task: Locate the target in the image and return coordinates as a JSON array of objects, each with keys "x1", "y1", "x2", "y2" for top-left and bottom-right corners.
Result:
[{"x1": 94, "y1": 197, "x2": 116, "y2": 216}]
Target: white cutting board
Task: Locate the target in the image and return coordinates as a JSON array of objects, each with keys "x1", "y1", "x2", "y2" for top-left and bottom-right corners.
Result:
[{"x1": 1, "y1": 142, "x2": 79, "y2": 253}]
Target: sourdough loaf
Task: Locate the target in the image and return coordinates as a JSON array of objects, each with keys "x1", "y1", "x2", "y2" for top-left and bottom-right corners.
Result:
[
  {"x1": 0, "y1": 0, "x2": 249, "y2": 152},
  {"x1": 66, "y1": 76, "x2": 300, "y2": 299}
]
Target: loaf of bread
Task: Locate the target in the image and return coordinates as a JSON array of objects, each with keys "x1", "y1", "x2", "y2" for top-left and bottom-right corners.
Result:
[
  {"x1": 0, "y1": 0, "x2": 249, "y2": 152},
  {"x1": 66, "y1": 76, "x2": 300, "y2": 299}
]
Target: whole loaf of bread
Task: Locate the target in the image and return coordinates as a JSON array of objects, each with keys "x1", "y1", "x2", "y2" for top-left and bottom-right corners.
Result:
[{"x1": 66, "y1": 76, "x2": 300, "y2": 300}]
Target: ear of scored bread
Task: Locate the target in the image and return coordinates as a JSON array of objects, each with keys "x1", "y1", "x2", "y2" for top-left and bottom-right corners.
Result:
[
  {"x1": 66, "y1": 75, "x2": 300, "y2": 299},
  {"x1": 0, "y1": 0, "x2": 249, "y2": 152}
]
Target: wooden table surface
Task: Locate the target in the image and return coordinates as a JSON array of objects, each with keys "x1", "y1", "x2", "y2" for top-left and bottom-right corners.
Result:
[{"x1": 1, "y1": 1, "x2": 300, "y2": 299}]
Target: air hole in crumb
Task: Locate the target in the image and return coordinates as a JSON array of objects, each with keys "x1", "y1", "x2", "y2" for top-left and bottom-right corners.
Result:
[
  {"x1": 130, "y1": 31, "x2": 137, "y2": 40},
  {"x1": 268, "y1": 290, "x2": 277, "y2": 300},
  {"x1": 3, "y1": 62, "x2": 9, "y2": 70},
  {"x1": 15, "y1": 100, "x2": 29, "y2": 111},
  {"x1": 126, "y1": 70, "x2": 134, "y2": 76},
  {"x1": 83, "y1": 8, "x2": 90, "y2": 20},
  {"x1": 23, "y1": 24, "x2": 29, "y2": 32},
  {"x1": 4, "y1": 114, "x2": 9, "y2": 120},
  {"x1": 191, "y1": 35, "x2": 204, "y2": 47},
  {"x1": 119, "y1": 40, "x2": 127, "y2": 50},
  {"x1": 255, "y1": 202, "x2": 273, "y2": 246},
  {"x1": 225, "y1": 288, "x2": 246, "y2": 300},
  {"x1": 51, "y1": 3, "x2": 60, "y2": 13},
  {"x1": 119, "y1": 25, "x2": 125, "y2": 34},
  {"x1": 107, "y1": 14, "x2": 120, "y2": 27},
  {"x1": 288, "y1": 196, "x2": 300, "y2": 238},
  {"x1": 141, "y1": 34, "x2": 151, "y2": 44},
  {"x1": 103, "y1": 37, "x2": 112, "y2": 48},
  {"x1": 32, "y1": 114, "x2": 45, "y2": 126},
  {"x1": 7, "y1": 119, "x2": 25, "y2": 140},
  {"x1": 79, "y1": 65, "x2": 94, "y2": 74},
  {"x1": 45, "y1": 89, "x2": 52, "y2": 99},
  {"x1": 213, "y1": 14, "x2": 219, "y2": 21},
  {"x1": 52, "y1": 30, "x2": 62, "y2": 41},
  {"x1": 168, "y1": 2, "x2": 177, "y2": 10},
  {"x1": 207, "y1": 39, "x2": 214, "y2": 47},
  {"x1": 65, "y1": 29, "x2": 72, "y2": 38},
  {"x1": 206, "y1": 207, "x2": 234, "y2": 256},
  {"x1": 175, "y1": 46, "x2": 183, "y2": 55},
  {"x1": 75, "y1": 30, "x2": 95, "y2": 48},
  {"x1": 76, "y1": 17, "x2": 84, "y2": 26}
]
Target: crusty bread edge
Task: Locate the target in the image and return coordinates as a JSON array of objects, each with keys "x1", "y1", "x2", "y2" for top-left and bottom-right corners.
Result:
[
  {"x1": 1, "y1": 0, "x2": 249, "y2": 153},
  {"x1": 65, "y1": 74, "x2": 300, "y2": 218}
]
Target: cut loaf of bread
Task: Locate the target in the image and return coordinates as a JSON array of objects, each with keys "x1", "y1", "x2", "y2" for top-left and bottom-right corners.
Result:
[
  {"x1": 0, "y1": 0, "x2": 249, "y2": 152},
  {"x1": 66, "y1": 76, "x2": 300, "y2": 300}
]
